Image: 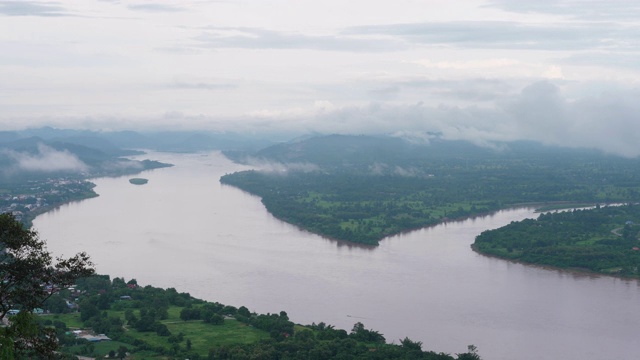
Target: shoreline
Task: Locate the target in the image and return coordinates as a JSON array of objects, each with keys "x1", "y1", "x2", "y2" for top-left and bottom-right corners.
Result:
[
  {"x1": 470, "y1": 243, "x2": 640, "y2": 281},
  {"x1": 22, "y1": 187, "x2": 99, "y2": 228}
]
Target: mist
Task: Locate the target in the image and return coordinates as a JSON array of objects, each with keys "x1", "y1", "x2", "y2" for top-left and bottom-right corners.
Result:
[{"x1": 2, "y1": 143, "x2": 89, "y2": 174}]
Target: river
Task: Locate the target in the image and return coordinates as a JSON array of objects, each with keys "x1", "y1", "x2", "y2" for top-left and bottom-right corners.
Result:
[{"x1": 33, "y1": 151, "x2": 640, "y2": 360}]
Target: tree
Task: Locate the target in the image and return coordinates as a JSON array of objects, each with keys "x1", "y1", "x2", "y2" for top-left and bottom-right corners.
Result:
[
  {"x1": 400, "y1": 336, "x2": 423, "y2": 351},
  {"x1": 117, "y1": 345, "x2": 128, "y2": 359},
  {"x1": 456, "y1": 344, "x2": 482, "y2": 360},
  {"x1": 0, "y1": 213, "x2": 95, "y2": 358}
]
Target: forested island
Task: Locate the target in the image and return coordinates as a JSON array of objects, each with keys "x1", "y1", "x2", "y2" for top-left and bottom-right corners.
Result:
[
  {"x1": 473, "y1": 204, "x2": 640, "y2": 277},
  {"x1": 221, "y1": 135, "x2": 640, "y2": 245},
  {"x1": 128, "y1": 178, "x2": 148, "y2": 185}
]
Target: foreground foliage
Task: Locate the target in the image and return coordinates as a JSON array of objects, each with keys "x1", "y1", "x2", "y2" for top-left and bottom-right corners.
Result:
[
  {"x1": 0, "y1": 213, "x2": 95, "y2": 358},
  {"x1": 473, "y1": 204, "x2": 640, "y2": 276}
]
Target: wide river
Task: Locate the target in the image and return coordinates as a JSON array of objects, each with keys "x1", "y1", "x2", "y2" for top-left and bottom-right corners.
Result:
[{"x1": 34, "y1": 152, "x2": 639, "y2": 360}]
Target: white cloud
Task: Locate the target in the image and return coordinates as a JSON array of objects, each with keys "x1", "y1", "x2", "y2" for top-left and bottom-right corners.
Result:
[
  {"x1": 412, "y1": 58, "x2": 566, "y2": 79},
  {"x1": 242, "y1": 158, "x2": 320, "y2": 174},
  {"x1": 0, "y1": 0, "x2": 639, "y2": 158},
  {"x1": 3, "y1": 143, "x2": 89, "y2": 173}
]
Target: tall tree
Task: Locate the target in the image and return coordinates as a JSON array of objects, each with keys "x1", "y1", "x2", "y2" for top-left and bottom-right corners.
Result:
[{"x1": 0, "y1": 213, "x2": 94, "y2": 358}]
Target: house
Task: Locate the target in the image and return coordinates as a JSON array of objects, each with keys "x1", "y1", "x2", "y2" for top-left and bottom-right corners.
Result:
[{"x1": 73, "y1": 330, "x2": 111, "y2": 342}]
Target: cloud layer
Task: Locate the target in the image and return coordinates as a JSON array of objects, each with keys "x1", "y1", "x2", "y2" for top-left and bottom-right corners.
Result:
[
  {"x1": 3, "y1": 144, "x2": 89, "y2": 173},
  {"x1": 1, "y1": 0, "x2": 639, "y2": 157}
]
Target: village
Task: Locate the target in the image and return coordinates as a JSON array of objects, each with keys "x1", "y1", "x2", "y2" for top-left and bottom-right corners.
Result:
[{"x1": 0, "y1": 178, "x2": 96, "y2": 225}]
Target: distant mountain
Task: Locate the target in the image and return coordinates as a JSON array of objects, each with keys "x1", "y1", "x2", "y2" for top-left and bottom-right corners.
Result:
[
  {"x1": 0, "y1": 135, "x2": 169, "y2": 183},
  {"x1": 49, "y1": 135, "x2": 142, "y2": 156},
  {"x1": 0, "y1": 127, "x2": 277, "y2": 153},
  {"x1": 235, "y1": 134, "x2": 609, "y2": 173}
]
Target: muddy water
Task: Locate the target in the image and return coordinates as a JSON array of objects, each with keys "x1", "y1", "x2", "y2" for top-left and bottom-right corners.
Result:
[{"x1": 34, "y1": 151, "x2": 640, "y2": 360}]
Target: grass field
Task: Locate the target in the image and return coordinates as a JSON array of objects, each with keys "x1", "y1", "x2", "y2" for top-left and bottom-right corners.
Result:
[{"x1": 55, "y1": 305, "x2": 270, "y2": 358}]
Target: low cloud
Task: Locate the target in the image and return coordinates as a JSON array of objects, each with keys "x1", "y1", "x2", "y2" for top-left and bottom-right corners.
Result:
[
  {"x1": 12, "y1": 81, "x2": 640, "y2": 158},
  {"x1": 235, "y1": 80, "x2": 640, "y2": 157},
  {"x1": 393, "y1": 166, "x2": 421, "y2": 177},
  {"x1": 3, "y1": 144, "x2": 89, "y2": 173},
  {"x1": 368, "y1": 163, "x2": 424, "y2": 177},
  {"x1": 243, "y1": 157, "x2": 320, "y2": 174}
]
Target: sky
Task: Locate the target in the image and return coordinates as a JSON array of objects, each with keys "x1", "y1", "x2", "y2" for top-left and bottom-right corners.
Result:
[{"x1": 1, "y1": 0, "x2": 640, "y2": 155}]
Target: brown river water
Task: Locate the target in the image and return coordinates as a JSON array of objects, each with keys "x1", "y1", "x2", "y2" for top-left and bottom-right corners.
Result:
[{"x1": 34, "y1": 151, "x2": 640, "y2": 360}]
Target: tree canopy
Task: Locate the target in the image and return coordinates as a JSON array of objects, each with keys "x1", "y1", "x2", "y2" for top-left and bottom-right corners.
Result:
[
  {"x1": 0, "y1": 213, "x2": 94, "y2": 358},
  {"x1": 473, "y1": 204, "x2": 640, "y2": 276}
]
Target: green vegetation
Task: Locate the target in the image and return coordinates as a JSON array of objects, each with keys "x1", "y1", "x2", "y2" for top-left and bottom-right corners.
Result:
[
  {"x1": 35, "y1": 274, "x2": 481, "y2": 360},
  {"x1": 222, "y1": 171, "x2": 499, "y2": 244},
  {"x1": 221, "y1": 135, "x2": 640, "y2": 245},
  {"x1": 473, "y1": 204, "x2": 640, "y2": 277},
  {"x1": 128, "y1": 178, "x2": 149, "y2": 185}
]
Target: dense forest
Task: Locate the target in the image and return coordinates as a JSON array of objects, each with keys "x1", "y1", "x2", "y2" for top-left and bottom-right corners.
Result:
[
  {"x1": 473, "y1": 204, "x2": 640, "y2": 276},
  {"x1": 221, "y1": 135, "x2": 640, "y2": 245}
]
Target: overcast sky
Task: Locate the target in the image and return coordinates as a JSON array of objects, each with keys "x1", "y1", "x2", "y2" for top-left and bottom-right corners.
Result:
[{"x1": 1, "y1": 0, "x2": 639, "y2": 155}]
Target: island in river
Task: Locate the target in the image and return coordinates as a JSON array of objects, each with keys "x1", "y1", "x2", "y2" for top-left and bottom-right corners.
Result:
[
  {"x1": 129, "y1": 178, "x2": 149, "y2": 185},
  {"x1": 473, "y1": 204, "x2": 640, "y2": 277}
]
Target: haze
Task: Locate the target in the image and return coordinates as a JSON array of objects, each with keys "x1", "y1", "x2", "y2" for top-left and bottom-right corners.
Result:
[{"x1": 1, "y1": 0, "x2": 640, "y2": 155}]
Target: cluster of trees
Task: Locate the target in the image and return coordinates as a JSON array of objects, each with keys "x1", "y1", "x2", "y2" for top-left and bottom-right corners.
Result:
[
  {"x1": 76, "y1": 276, "x2": 194, "y2": 339},
  {"x1": 473, "y1": 204, "x2": 640, "y2": 276},
  {"x1": 204, "y1": 321, "x2": 483, "y2": 360}
]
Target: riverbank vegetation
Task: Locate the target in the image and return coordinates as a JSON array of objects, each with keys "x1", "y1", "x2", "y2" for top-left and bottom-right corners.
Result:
[
  {"x1": 37, "y1": 274, "x2": 481, "y2": 359},
  {"x1": 221, "y1": 135, "x2": 640, "y2": 245},
  {"x1": 473, "y1": 204, "x2": 640, "y2": 277}
]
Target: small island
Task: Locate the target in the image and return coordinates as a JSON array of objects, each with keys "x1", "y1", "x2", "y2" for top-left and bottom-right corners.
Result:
[{"x1": 129, "y1": 178, "x2": 149, "y2": 185}]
